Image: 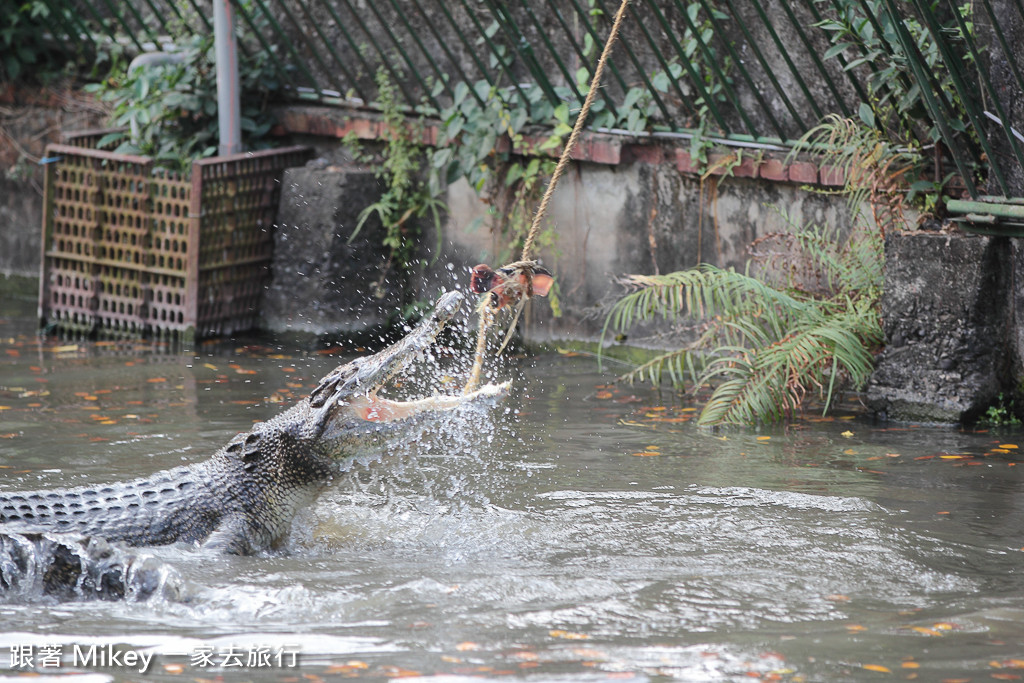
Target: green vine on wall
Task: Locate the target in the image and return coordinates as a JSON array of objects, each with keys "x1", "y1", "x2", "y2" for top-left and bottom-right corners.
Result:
[{"x1": 347, "y1": 68, "x2": 446, "y2": 283}]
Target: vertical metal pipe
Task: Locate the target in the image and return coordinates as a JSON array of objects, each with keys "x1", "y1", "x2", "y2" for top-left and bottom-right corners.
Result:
[{"x1": 213, "y1": 0, "x2": 242, "y2": 156}]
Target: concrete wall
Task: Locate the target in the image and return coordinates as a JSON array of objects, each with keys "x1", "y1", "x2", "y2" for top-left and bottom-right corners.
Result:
[
  {"x1": 0, "y1": 86, "x2": 106, "y2": 279},
  {"x1": 431, "y1": 160, "x2": 855, "y2": 342},
  {"x1": 268, "y1": 110, "x2": 859, "y2": 344}
]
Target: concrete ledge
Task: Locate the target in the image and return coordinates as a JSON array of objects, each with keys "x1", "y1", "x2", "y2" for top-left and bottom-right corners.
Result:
[
  {"x1": 867, "y1": 232, "x2": 1010, "y2": 423},
  {"x1": 275, "y1": 104, "x2": 850, "y2": 185}
]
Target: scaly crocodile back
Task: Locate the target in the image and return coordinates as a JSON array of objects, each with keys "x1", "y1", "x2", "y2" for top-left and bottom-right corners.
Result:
[{"x1": 0, "y1": 463, "x2": 223, "y2": 547}]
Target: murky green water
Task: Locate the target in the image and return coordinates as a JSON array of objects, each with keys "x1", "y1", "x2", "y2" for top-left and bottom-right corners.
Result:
[{"x1": 2, "y1": 294, "x2": 1024, "y2": 682}]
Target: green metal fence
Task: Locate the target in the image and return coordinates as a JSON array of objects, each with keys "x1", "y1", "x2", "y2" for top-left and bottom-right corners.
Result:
[{"x1": 43, "y1": 0, "x2": 1024, "y2": 199}]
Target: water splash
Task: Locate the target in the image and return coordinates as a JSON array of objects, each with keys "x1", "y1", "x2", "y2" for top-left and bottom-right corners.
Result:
[{"x1": 0, "y1": 531, "x2": 181, "y2": 603}]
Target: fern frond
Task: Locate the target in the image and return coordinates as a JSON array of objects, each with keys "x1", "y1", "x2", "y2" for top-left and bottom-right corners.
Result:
[
  {"x1": 601, "y1": 266, "x2": 809, "y2": 344},
  {"x1": 619, "y1": 346, "x2": 701, "y2": 388}
]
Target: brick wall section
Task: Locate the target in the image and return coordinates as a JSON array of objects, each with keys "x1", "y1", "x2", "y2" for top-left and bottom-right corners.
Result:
[{"x1": 274, "y1": 106, "x2": 845, "y2": 187}]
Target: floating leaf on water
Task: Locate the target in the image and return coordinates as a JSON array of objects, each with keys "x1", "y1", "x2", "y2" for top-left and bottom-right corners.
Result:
[
  {"x1": 50, "y1": 344, "x2": 79, "y2": 353},
  {"x1": 595, "y1": 391, "x2": 613, "y2": 399},
  {"x1": 901, "y1": 662, "x2": 919, "y2": 669},
  {"x1": 910, "y1": 626, "x2": 944, "y2": 636},
  {"x1": 841, "y1": 430, "x2": 854, "y2": 438},
  {"x1": 862, "y1": 664, "x2": 891, "y2": 673},
  {"x1": 757, "y1": 436, "x2": 771, "y2": 441},
  {"x1": 1001, "y1": 444, "x2": 1019, "y2": 449},
  {"x1": 549, "y1": 629, "x2": 590, "y2": 640},
  {"x1": 380, "y1": 665, "x2": 419, "y2": 677}
]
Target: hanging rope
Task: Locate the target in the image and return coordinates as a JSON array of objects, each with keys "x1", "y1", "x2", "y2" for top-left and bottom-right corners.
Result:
[{"x1": 464, "y1": 0, "x2": 631, "y2": 393}]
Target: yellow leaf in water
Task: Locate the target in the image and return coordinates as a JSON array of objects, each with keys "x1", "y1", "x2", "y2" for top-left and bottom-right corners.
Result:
[
  {"x1": 756, "y1": 436, "x2": 771, "y2": 441},
  {"x1": 911, "y1": 626, "x2": 944, "y2": 636},
  {"x1": 455, "y1": 642, "x2": 479, "y2": 651},
  {"x1": 901, "y1": 662, "x2": 920, "y2": 669},
  {"x1": 841, "y1": 430, "x2": 854, "y2": 438},
  {"x1": 862, "y1": 664, "x2": 891, "y2": 673},
  {"x1": 50, "y1": 344, "x2": 79, "y2": 353},
  {"x1": 595, "y1": 391, "x2": 613, "y2": 399},
  {"x1": 549, "y1": 630, "x2": 590, "y2": 640},
  {"x1": 1001, "y1": 444, "x2": 1019, "y2": 449}
]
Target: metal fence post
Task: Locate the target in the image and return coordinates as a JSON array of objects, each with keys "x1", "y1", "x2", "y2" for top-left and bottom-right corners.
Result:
[{"x1": 213, "y1": 0, "x2": 242, "y2": 156}]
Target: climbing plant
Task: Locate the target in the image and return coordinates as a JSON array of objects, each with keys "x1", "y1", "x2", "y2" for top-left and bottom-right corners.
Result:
[
  {"x1": 348, "y1": 68, "x2": 446, "y2": 281},
  {"x1": 816, "y1": 0, "x2": 976, "y2": 150}
]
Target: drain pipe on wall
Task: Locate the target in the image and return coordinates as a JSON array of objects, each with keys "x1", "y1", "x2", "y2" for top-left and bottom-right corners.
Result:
[{"x1": 213, "y1": 0, "x2": 242, "y2": 156}]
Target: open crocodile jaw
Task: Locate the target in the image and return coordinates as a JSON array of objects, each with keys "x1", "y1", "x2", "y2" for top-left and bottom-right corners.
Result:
[{"x1": 310, "y1": 290, "x2": 510, "y2": 435}]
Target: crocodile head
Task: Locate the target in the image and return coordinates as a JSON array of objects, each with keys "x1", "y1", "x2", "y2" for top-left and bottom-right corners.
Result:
[{"x1": 301, "y1": 290, "x2": 509, "y2": 451}]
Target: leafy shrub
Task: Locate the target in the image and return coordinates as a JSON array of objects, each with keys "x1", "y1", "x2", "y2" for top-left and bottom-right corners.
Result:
[
  {"x1": 1, "y1": 0, "x2": 79, "y2": 84},
  {"x1": 84, "y1": 34, "x2": 281, "y2": 173}
]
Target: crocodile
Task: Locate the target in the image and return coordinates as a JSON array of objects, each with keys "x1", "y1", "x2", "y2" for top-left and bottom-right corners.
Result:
[{"x1": 0, "y1": 291, "x2": 507, "y2": 597}]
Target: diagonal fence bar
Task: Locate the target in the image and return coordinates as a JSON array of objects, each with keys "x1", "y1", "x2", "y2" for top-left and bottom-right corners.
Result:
[{"x1": 55, "y1": 0, "x2": 1024, "y2": 197}]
